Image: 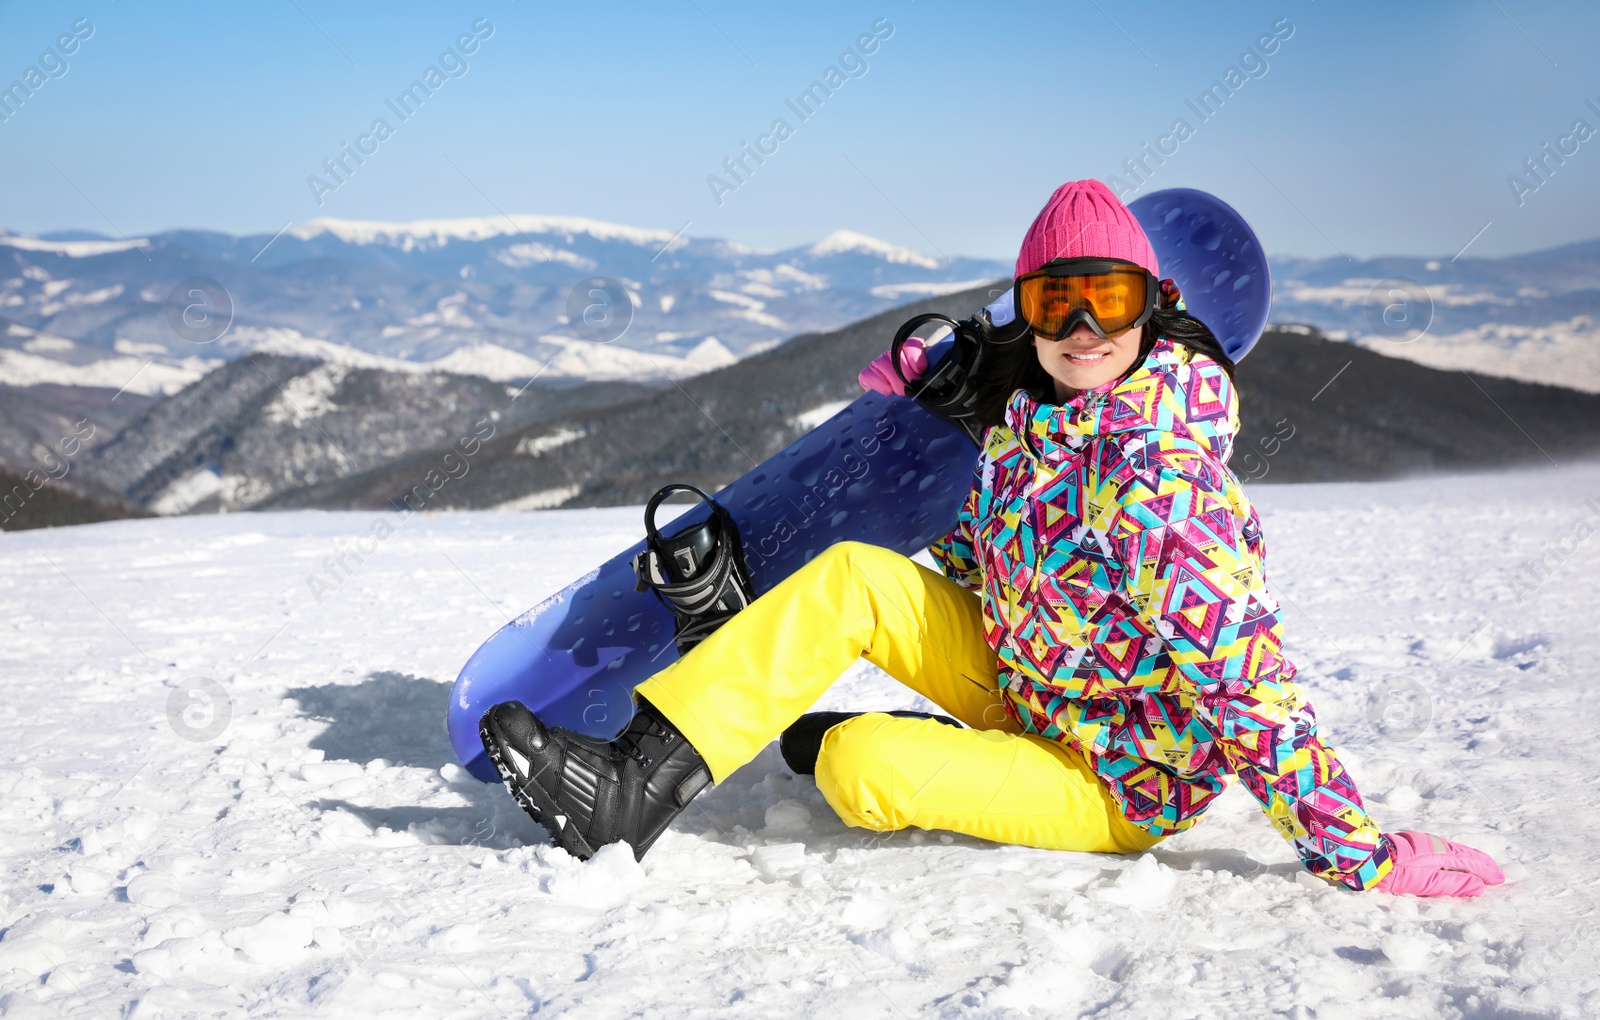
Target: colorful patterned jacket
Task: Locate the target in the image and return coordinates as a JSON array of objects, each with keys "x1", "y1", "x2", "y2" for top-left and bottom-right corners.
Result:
[{"x1": 929, "y1": 335, "x2": 1393, "y2": 890}]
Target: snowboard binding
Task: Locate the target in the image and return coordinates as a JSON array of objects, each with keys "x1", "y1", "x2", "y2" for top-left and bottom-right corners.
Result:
[
  {"x1": 890, "y1": 305, "x2": 1020, "y2": 447},
  {"x1": 632, "y1": 483, "x2": 756, "y2": 655}
]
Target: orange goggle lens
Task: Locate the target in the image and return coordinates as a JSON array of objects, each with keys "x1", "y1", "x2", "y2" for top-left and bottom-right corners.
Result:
[{"x1": 1015, "y1": 264, "x2": 1154, "y2": 339}]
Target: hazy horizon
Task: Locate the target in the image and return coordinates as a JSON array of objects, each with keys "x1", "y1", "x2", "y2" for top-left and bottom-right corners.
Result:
[{"x1": 7, "y1": 212, "x2": 1597, "y2": 267}]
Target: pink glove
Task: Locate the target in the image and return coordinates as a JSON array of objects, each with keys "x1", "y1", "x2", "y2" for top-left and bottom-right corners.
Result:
[
  {"x1": 857, "y1": 336, "x2": 930, "y2": 396},
  {"x1": 1376, "y1": 831, "x2": 1505, "y2": 897}
]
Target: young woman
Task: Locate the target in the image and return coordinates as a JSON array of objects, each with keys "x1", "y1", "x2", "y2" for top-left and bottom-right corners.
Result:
[{"x1": 481, "y1": 180, "x2": 1503, "y2": 897}]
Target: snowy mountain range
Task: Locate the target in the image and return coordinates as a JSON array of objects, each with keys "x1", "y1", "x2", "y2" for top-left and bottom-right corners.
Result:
[
  {"x1": 4, "y1": 210, "x2": 1599, "y2": 526},
  {"x1": 1270, "y1": 238, "x2": 1600, "y2": 392},
  {"x1": 0, "y1": 216, "x2": 1008, "y2": 394},
  {"x1": 5, "y1": 214, "x2": 1597, "y2": 403},
  {"x1": 9, "y1": 281, "x2": 1598, "y2": 527}
]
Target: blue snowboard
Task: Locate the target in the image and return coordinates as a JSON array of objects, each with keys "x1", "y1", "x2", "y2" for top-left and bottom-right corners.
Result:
[{"x1": 448, "y1": 188, "x2": 1271, "y2": 781}]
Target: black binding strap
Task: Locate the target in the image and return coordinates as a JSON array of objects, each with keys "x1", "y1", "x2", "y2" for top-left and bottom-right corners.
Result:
[
  {"x1": 632, "y1": 484, "x2": 756, "y2": 655},
  {"x1": 889, "y1": 310, "x2": 1003, "y2": 448}
]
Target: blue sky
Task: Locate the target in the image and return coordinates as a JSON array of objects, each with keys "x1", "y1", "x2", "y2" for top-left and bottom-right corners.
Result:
[{"x1": 1, "y1": 0, "x2": 1597, "y2": 260}]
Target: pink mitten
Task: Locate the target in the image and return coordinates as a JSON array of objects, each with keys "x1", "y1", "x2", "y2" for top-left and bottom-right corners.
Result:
[
  {"x1": 857, "y1": 336, "x2": 930, "y2": 396},
  {"x1": 1376, "y1": 831, "x2": 1505, "y2": 897}
]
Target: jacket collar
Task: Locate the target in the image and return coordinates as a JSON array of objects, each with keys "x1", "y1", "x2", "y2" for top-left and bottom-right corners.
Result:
[{"x1": 1002, "y1": 335, "x2": 1239, "y2": 468}]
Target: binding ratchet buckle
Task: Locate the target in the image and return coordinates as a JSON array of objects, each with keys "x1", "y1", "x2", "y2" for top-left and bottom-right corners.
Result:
[
  {"x1": 889, "y1": 306, "x2": 1013, "y2": 448},
  {"x1": 632, "y1": 484, "x2": 756, "y2": 655}
]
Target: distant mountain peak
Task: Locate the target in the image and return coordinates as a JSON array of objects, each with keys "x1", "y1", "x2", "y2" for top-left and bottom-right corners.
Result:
[
  {"x1": 0, "y1": 233, "x2": 149, "y2": 258},
  {"x1": 683, "y1": 336, "x2": 736, "y2": 366},
  {"x1": 806, "y1": 229, "x2": 939, "y2": 269},
  {"x1": 287, "y1": 214, "x2": 677, "y2": 249}
]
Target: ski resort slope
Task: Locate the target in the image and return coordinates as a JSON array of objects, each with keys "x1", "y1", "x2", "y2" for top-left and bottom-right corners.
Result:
[{"x1": 2, "y1": 462, "x2": 1598, "y2": 1018}]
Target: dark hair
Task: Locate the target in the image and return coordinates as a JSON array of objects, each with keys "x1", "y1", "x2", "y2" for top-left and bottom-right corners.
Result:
[{"x1": 972, "y1": 306, "x2": 1235, "y2": 430}]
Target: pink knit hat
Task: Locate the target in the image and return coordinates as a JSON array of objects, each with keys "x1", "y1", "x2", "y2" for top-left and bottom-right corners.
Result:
[{"x1": 1014, "y1": 179, "x2": 1158, "y2": 279}]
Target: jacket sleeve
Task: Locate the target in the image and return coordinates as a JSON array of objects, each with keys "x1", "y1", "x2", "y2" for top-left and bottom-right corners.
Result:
[
  {"x1": 928, "y1": 459, "x2": 984, "y2": 591},
  {"x1": 1111, "y1": 442, "x2": 1393, "y2": 891}
]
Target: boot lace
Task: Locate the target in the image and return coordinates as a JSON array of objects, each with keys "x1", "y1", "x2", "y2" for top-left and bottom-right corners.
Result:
[{"x1": 617, "y1": 714, "x2": 673, "y2": 768}]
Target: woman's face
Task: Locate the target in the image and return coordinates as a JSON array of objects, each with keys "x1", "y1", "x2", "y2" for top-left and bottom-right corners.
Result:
[{"x1": 1032, "y1": 322, "x2": 1142, "y2": 401}]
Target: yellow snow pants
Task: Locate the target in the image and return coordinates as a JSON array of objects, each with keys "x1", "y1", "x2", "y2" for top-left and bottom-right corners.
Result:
[{"x1": 637, "y1": 541, "x2": 1161, "y2": 854}]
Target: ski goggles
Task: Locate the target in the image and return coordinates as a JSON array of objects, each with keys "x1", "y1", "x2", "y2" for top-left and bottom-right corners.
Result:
[{"x1": 1013, "y1": 258, "x2": 1159, "y2": 341}]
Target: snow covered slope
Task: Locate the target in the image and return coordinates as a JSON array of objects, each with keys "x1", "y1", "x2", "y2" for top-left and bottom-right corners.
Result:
[
  {"x1": 2, "y1": 463, "x2": 1597, "y2": 1016},
  {"x1": 1271, "y1": 240, "x2": 1600, "y2": 392},
  {"x1": 0, "y1": 321, "x2": 210, "y2": 397}
]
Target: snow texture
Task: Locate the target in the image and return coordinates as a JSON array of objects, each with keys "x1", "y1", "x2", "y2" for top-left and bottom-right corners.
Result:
[{"x1": 2, "y1": 462, "x2": 1598, "y2": 1017}]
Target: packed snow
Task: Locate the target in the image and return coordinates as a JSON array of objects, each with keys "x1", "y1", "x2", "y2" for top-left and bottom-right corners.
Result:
[{"x1": 3, "y1": 461, "x2": 1599, "y2": 1017}]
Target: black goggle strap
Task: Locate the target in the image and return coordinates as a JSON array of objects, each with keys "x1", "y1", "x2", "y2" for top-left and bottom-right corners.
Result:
[
  {"x1": 632, "y1": 483, "x2": 756, "y2": 654},
  {"x1": 890, "y1": 312, "x2": 988, "y2": 448}
]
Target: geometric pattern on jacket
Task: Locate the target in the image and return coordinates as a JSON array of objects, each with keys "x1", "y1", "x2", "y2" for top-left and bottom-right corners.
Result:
[{"x1": 929, "y1": 335, "x2": 1392, "y2": 890}]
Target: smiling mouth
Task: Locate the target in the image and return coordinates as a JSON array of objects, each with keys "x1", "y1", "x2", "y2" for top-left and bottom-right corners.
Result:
[{"x1": 1064, "y1": 350, "x2": 1109, "y2": 364}]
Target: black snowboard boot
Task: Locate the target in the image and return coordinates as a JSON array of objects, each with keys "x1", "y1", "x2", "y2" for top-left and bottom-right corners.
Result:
[
  {"x1": 779, "y1": 710, "x2": 963, "y2": 775},
  {"x1": 479, "y1": 697, "x2": 712, "y2": 861}
]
